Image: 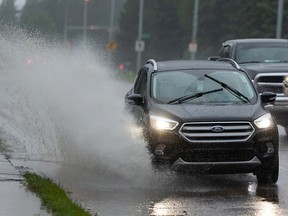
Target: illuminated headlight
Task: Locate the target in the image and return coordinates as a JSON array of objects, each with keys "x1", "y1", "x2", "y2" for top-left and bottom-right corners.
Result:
[
  {"x1": 284, "y1": 76, "x2": 288, "y2": 87},
  {"x1": 150, "y1": 115, "x2": 178, "y2": 130},
  {"x1": 254, "y1": 113, "x2": 274, "y2": 129}
]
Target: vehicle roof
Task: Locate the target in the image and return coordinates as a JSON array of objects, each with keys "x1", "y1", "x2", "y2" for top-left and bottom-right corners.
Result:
[
  {"x1": 223, "y1": 38, "x2": 288, "y2": 46},
  {"x1": 145, "y1": 60, "x2": 238, "y2": 73}
]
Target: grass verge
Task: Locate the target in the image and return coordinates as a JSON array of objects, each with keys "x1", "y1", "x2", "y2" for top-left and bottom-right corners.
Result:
[{"x1": 24, "y1": 172, "x2": 93, "y2": 216}]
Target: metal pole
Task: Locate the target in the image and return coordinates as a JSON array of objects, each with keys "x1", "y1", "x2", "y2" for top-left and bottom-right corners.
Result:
[
  {"x1": 276, "y1": 0, "x2": 284, "y2": 39},
  {"x1": 109, "y1": 0, "x2": 115, "y2": 41},
  {"x1": 83, "y1": 0, "x2": 88, "y2": 45},
  {"x1": 191, "y1": 0, "x2": 199, "y2": 60},
  {"x1": 63, "y1": 0, "x2": 71, "y2": 46},
  {"x1": 136, "y1": 0, "x2": 144, "y2": 70}
]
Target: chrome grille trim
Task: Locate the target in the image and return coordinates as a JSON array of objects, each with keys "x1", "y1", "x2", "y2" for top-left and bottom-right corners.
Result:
[{"x1": 179, "y1": 121, "x2": 255, "y2": 143}]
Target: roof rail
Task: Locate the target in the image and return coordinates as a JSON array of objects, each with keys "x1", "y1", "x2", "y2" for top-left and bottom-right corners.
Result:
[
  {"x1": 146, "y1": 59, "x2": 157, "y2": 71},
  {"x1": 217, "y1": 58, "x2": 242, "y2": 70}
]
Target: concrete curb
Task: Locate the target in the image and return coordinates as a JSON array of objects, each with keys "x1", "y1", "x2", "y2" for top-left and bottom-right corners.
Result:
[{"x1": 0, "y1": 153, "x2": 51, "y2": 216}]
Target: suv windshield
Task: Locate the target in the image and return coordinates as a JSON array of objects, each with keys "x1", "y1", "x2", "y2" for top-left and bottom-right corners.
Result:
[
  {"x1": 152, "y1": 70, "x2": 256, "y2": 104},
  {"x1": 236, "y1": 43, "x2": 288, "y2": 64}
]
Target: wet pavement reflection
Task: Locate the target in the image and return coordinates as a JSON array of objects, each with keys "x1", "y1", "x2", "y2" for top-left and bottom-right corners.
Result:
[{"x1": 8, "y1": 127, "x2": 288, "y2": 216}]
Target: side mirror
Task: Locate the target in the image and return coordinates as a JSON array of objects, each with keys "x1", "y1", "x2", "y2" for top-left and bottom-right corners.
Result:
[
  {"x1": 208, "y1": 56, "x2": 220, "y2": 61},
  {"x1": 127, "y1": 94, "x2": 144, "y2": 105},
  {"x1": 261, "y1": 92, "x2": 276, "y2": 103}
]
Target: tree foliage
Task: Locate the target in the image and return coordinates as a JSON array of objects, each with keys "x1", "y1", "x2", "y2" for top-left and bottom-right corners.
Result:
[
  {"x1": 117, "y1": 0, "x2": 288, "y2": 68},
  {"x1": 0, "y1": 0, "x2": 17, "y2": 24},
  {"x1": 0, "y1": 0, "x2": 286, "y2": 68}
]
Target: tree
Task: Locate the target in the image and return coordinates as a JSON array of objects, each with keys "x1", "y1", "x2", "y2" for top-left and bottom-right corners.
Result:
[
  {"x1": 19, "y1": 0, "x2": 62, "y2": 38},
  {"x1": 19, "y1": 0, "x2": 126, "y2": 49},
  {"x1": 0, "y1": 0, "x2": 17, "y2": 25},
  {"x1": 117, "y1": 0, "x2": 286, "y2": 65},
  {"x1": 117, "y1": 0, "x2": 186, "y2": 69}
]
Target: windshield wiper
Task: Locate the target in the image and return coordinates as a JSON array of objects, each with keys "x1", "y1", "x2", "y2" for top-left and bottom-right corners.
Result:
[
  {"x1": 167, "y1": 88, "x2": 223, "y2": 104},
  {"x1": 204, "y1": 74, "x2": 250, "y2": 103}
]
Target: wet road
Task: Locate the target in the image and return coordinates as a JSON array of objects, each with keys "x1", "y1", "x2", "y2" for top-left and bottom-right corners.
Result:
[
  {"x1": 62, "y1": 132, "x2": 288, "y2": 216},
  {"x1": 11, "y1": 127, "x2": 288, "y2": 216}
]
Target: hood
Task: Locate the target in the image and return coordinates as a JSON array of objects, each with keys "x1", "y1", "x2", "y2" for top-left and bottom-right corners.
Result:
[
  {"x1": 150, "y1": 102, "x2": 266, "y2": 123},
  {"x1": 240, "y1": 62, "x2": 288, "y2": 79}
]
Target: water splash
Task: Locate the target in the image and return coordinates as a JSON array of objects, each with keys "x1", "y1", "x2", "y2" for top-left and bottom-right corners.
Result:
[{"x1": 0, "y1": 25, "x2": 152, "y2": 180}]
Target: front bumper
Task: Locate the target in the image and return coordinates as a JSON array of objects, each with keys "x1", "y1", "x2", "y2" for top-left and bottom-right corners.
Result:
[
  {"x1": 172, "y1": 156, "x2": 261, "y2": 174},
  {"x1": 148, "y1": 122, "x2": 278, "y2": 174}
]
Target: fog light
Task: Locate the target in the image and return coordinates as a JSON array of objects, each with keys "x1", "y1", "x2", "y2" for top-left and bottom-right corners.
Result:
[
  {"x1": 266, "y1": 142, "x2": 274, "y2": 154},
  {"x1": 154, "y1": 144, "x2": 166, "y2": 156}
]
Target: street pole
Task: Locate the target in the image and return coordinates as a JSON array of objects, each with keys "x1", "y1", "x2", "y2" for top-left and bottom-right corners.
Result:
[
  {"x1": 63, "y1": 0, "x2": 71, "y2": 46},
  {"x1": 83, "y1": 0, "x2": 88, "y2": 45},
  {"x1": 136, "y1": 0, "x2": 144, "y2": 70},
  {"x1": 109, "y1": 0, "x2": 115, "y2": 41},
  {"x1": 276, "y1": 0, "x2": 284, "y2": 39},
  {"x1": 190, "y1": 0, "x2": 199, "y2": 60}
]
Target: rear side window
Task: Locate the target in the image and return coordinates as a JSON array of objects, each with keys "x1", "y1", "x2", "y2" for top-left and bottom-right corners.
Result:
[{"x1": 220, "y1": 45, "x2": 230, "y2": 58}]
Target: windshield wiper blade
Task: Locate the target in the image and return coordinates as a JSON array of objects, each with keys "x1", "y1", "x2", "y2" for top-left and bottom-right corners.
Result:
[
  {"x1": 204, "y1": 74, "x2": 250, "y2": 103},
  {"x1": 167, "y1": 88, "x2": 223, "y2": 104}
]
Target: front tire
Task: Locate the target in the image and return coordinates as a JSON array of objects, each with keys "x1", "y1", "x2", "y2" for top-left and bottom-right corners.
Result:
[{"x1": 256, "y1": 155, "x2": 279, "y2": 185}]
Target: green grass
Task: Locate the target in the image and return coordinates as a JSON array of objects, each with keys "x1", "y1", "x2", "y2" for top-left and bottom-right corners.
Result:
[{"x1": 24, "y1": 172, "x2": 93, "y2": 216}]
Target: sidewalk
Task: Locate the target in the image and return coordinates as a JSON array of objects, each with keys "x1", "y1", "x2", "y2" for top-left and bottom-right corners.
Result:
[{"x1": 0, "y1": 153, "x2": 51, "y2": 216}]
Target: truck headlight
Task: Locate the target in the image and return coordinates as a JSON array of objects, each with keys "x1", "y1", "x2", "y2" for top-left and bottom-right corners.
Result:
[
  {"x1": 254, "y1": 113, "x2": 274, "y2": 129},
  {"x1": 284, "y1": 76, "x2": 288, "y2": 87},
  {"x1": 150, "y1": 115, "x2": 178, "y2": 130}
]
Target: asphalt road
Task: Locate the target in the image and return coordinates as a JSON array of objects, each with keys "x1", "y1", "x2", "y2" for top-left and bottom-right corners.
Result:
[
  {"x1": 9, "y1": 127, "x2": 288, "y2": 216},
  {"x1": 62, "y1": 130, "x2": 288, "y2": 216}
]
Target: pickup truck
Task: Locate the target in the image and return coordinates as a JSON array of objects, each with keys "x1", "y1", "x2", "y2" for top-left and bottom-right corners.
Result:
[{"x1": 211, "y1": 38, "x2": 288, "y2": 134}]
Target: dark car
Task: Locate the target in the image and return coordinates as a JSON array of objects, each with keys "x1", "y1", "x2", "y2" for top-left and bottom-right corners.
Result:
[
  {"x1": 125, "y1": 58, "x2": 279, "y2": 184},
  {"x1": 214, "y1": 38, "x2": 288, "y2": 133}
]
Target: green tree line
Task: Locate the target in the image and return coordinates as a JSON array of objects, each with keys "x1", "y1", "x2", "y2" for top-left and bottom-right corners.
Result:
[{"x1": 0, "y1": 0, "x2": 287, "y2": 69}]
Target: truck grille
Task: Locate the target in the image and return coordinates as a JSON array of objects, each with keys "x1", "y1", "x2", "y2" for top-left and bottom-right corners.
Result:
[
  {"x1": 254, "y1": 73, "x2": 287, "y2": 94},
  {"x1": 179, "y1": 122, "x2": 255, "y2": 143}
]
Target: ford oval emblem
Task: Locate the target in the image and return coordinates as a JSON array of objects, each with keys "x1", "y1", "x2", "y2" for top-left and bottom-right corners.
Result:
[{"x1": 211, "y1": 125, "x2": 224, "y2": 133}]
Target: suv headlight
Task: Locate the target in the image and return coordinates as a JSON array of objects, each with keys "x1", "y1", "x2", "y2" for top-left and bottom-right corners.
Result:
[
  {"x1": 150, "y1": 115, "x2": 178, "y2": 130},
  {"x1": 254, "y1": 113, "x2": 274, "y2": 129}
]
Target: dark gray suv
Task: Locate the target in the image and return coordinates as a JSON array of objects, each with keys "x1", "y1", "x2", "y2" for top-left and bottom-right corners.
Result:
[{"x1": 125, "y1": 59, "x2": 279, "y2": 184}]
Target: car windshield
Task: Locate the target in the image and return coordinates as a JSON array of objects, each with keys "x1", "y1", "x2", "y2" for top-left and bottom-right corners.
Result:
[
  {"x1": 235, "y1": 43, "x2": 288, "y2": 64},
  {"x1": 152, "y1": 70, "x2": 256, "y2": 104}
]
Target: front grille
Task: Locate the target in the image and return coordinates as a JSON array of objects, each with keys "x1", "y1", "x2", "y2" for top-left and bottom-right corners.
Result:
[
  {"x1": 179, "y1": 122, "x2": 255, "y2": 143},
  {"x1": 254, "y1": 73, "x2": 287, "y2": 94},
  {"x1": 257, "y1": 86, "x2": 283, "y2": 94}
]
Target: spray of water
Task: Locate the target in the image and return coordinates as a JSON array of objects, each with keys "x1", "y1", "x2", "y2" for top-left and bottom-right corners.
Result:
[{"x1": 0, "y1": 25, "x2": 154, "y2": 181}]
